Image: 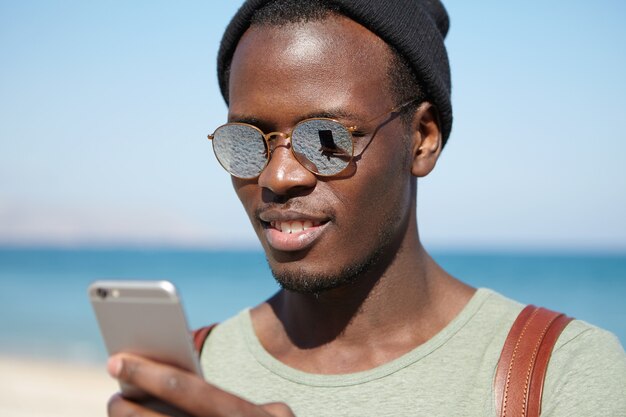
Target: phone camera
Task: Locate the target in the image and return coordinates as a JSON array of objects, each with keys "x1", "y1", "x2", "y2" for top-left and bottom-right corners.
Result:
[{"x1": 96, "y1": 288, "x2": 109, "y2": 299}]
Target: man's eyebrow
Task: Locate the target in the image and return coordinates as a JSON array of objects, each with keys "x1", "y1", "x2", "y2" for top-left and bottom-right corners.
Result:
[
  {"x1": 227, "y1": 114, "x2": 262, "y2": 125},
  {"x1": 299, "y1": 108, "x2": 360, "y2": 121},
  {"x1": 227, "y1": 108, "x2": 363, "y2": 126}
]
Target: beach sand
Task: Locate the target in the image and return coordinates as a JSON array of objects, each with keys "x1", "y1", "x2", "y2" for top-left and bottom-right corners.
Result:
[{"x1": 0, "y1": 356, "x2": 117, "y2": 417}]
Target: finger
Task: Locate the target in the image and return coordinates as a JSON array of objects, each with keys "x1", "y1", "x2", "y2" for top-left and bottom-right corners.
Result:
[
  {"x1": 108, "y1": 393, "x2": 167, "y2": 417},
  {"x1": 109, "y1": 353, "x2": 271, "y2": 417},
  {"x1": 261, "y1": 402, "x2": 296, "y2": 417}
]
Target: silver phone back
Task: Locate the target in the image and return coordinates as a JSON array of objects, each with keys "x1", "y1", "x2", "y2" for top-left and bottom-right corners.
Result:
[{"x1": 88, "y1": 280, "x2": 202, "y2": 377}]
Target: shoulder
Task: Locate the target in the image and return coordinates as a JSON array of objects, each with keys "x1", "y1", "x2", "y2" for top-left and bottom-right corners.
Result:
[
  {"x1": 541, "y1": 320, "x2": 626, "y2": 416},
  {"x1": 199, "y1": 309, "x2": 250, "y2": 361},
  {"x1": 471, "y1": 289, "x2": 626, "y2": 416},
  {"x1": 463, "y1": 288, "x2": 525, "y2": 343}
]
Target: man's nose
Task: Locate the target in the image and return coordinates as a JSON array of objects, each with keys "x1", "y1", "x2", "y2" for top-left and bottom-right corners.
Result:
[{"x1": 257, "y1": 136, "x2": 317, "y2": 196}]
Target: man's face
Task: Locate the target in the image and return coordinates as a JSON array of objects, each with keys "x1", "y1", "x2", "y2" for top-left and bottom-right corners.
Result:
[{"x1": 227, "y1": 15, "x2": 416, "y2": 292}]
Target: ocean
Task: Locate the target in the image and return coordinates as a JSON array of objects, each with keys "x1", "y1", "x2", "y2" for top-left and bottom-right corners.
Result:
[{"x1": 0, "y1": 248, "x2": 624, "y2": 363}]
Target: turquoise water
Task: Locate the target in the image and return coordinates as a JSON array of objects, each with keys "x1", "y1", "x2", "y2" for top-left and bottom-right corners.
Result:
[{"x1": 0, "y1": 248, "x2": 624, "y2": 363}]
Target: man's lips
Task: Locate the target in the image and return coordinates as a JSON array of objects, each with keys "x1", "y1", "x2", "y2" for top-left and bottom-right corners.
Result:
[{"x1": 258, "y1": 210, "x2": 330, "y2": 252}]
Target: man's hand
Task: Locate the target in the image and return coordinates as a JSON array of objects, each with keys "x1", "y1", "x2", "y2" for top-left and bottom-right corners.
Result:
[{"x1": 106, "y1": 353, "x2": 294, "y2": 417}]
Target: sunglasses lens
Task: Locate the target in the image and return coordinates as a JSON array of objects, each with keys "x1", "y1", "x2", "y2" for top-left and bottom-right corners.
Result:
[
  {"x1": 292, "y1": 119, "x2": 353, "y2": 175},
  {"x1": 212, "y1": 124, "x2": 268, "y2": 179}
]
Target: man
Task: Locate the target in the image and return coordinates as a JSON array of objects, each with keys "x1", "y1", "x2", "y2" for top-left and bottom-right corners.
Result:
[{"x1": 106, "y1": 1, "x2": 626, "y2": 416}]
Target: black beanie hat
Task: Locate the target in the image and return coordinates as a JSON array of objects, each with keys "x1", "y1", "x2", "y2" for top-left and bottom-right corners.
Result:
[{"x1": 217, "y1": 0, "x2": 453, "y2": 144}]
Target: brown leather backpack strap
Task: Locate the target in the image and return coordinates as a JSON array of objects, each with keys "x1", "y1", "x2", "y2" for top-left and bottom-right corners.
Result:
[
  {"x1": 494, "y1": 305, "x2": 573, "y2": 417},
  {"x1": 192, "y1": 323, "x2": 218, "y2": 356}
]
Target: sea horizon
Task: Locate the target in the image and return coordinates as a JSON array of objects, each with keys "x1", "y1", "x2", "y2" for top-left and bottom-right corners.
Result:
[{"x1": 1, "y1": 246, "x2": 624, "y2": 364}]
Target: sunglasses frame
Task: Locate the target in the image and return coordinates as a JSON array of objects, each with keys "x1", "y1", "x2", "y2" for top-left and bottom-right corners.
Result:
[{"x1": 207, "y1": 98, "x2": 421, "y2": 179}]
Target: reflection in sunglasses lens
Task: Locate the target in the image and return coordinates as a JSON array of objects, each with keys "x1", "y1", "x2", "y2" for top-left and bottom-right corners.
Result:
[
  {"x1": 213, "y1": 124, "x2": 268, "y2": 179},
  {"x1": 292, "y1": 120, "x2": 352, "y2": 175}
]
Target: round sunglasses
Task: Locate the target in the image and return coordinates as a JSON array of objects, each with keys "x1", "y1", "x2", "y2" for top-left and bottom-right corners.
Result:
[{"x1": 207, "y1": 99, "x2": 419, "y2": 179}]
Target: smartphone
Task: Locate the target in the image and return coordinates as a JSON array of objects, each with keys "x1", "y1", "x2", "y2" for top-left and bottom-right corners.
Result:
[{"x1": 88, "y1": 280, "x2": 203, "y2": 398}]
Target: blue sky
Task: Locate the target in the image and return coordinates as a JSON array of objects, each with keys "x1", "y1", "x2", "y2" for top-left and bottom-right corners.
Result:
[{"x1": 1, "y1": 1, "x2": 625, "y2": 251}]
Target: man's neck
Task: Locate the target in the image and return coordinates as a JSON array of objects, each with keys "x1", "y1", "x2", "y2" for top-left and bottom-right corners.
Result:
[{"x1": 251, "y1": 237, "x2": 474, "y2": 374}]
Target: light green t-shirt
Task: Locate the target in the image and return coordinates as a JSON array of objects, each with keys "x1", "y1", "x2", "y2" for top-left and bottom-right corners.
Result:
[{"x1": 200, "y1": 288, "x2": 626, "y2": 416}]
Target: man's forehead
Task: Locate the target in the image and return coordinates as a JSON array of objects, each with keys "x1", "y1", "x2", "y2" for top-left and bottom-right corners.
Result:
[{"x1": 227, "y1": 17, "x2": 395, "y2": 122}]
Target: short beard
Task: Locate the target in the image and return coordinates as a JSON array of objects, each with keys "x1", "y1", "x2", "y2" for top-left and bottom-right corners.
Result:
[{"x1": 268, "y1": 227, "x2": 393, "y2": 295}]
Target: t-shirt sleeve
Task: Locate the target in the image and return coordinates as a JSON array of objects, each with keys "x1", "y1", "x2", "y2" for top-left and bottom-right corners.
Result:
[{"x1": 541, "y1": 322, "x2": 626, "y2": 417}]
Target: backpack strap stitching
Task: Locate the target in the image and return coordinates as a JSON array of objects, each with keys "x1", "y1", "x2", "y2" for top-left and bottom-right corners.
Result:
[
  {"x1": 520, "y1": 310, "x2": 560, "y2": 416},
  {"x1": 501, "y1": 305, "x2": 540, "y2": 417}
]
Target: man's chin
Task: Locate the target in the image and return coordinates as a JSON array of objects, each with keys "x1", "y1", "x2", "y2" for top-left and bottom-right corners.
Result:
[
  {"x1": 268, "y1": 251, "x2": 382, "y2": 295},
  {"x1": 271, "y1": 268, "x2": 359, "y2": 294}
]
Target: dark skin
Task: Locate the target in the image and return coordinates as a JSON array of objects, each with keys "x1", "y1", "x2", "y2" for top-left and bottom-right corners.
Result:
[{"x1": 107, "y1": 14, "x2": 473, "y2": 416}]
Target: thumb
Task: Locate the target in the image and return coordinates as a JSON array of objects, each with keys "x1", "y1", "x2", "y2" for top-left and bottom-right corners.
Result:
[{"x1": 261, "y1": 402, "x2": 295, "y2": 417}]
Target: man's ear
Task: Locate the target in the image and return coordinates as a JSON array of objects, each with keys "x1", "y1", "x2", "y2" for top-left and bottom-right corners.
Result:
[{"x1": 409, "y1": 102, "x2": 442, "y2": 177}]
